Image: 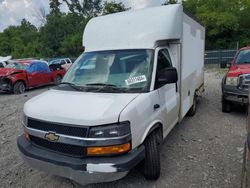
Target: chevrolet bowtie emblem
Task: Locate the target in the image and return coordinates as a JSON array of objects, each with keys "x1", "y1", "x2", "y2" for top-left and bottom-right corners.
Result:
[{"x1": 45, "y1": 132, "x2": 59, "y2": 142}]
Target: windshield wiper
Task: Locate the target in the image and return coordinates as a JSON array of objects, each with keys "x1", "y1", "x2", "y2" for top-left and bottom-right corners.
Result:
[
  {"x1": 85, "y1": 83, "x2": 129, "y2": 92},
  {"x1": 86, "y1": 83, "x2": 118, "y2": 87},
  {"x1": 60, "y1": 82, "x2": 83, "y2": 91}
]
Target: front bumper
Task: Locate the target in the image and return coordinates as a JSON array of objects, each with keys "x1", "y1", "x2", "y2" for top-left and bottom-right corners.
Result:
[
  {"x1": 17, "y1": 135, "x2": 145, "y2": 185},
  {"x1": 0, "y1": 77, "x2": 11, "y2": 92},
  {"x1": 222, "y1": 84, "x2": 248, "y2": 104},
  {"x1": 0, "y1": 84, "x2": 10, "y2": 91}
]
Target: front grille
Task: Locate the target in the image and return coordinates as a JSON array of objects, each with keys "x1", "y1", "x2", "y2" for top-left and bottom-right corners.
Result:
[
  {"x1": 27, "y1": 118, "x2": 88, "y2": 138},
  {"x1": 239, "y1": 74, "x2": 250, "y2": 91},
  {"x1": 30, "y1": 135, "x2": 86, "y2": 158}
]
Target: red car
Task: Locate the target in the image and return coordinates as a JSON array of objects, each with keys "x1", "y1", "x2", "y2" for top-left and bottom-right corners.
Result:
[
  {"x1": 0, "y1": 60, "x2": 66, "y2": 94},
  {"x1": 222, "y1": 47, "x2": 250, "y2": 112}
]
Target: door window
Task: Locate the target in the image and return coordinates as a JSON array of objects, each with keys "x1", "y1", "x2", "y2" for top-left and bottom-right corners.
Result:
[
  {"x1": 155, "y1": 49, "x2": 173, "y2": 89},
  {"x1": 157, "y1": 49, "x2": 172, "y2": 72},
  {"x1": 66, "y1": 59, "x2": 71, "y2": 64},
  {"x1": 26, "y1": 64, "x2": 36, "y2": 73}
]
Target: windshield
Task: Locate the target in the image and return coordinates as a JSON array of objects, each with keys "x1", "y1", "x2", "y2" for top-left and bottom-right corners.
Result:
[
  {"x1": 62, "y1": 49, "x2": 154, "y2": 93},
  {"x1": 5, "y1": 63, "x2": 27, "y2": 70},
  {"x1": 235, "y1": 49, "x2": 250, "y2": 64}
]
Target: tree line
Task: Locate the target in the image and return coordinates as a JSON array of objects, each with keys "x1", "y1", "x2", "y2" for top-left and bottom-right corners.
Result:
[
  {"x1": 0, "y1": 0, "x2": 127, "y2": 59},
  {"x1": 0, "y1": 0, "x2": 249, "y2": 59}
]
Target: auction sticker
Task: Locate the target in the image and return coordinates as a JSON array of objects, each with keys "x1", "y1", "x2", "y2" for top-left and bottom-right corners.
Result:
[{"x1": 125, "y1": 75, "x2": 147, "y2": 85}]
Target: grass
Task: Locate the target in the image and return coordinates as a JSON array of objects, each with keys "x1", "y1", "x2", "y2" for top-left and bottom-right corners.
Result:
[{"x1": 217, "y1": 68, "x2": 228, "y2": 75}]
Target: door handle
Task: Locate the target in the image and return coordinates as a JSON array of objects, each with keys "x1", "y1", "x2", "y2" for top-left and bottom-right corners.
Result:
[{"x1": 154, "y1": 104, "x2": 160, "y2": 110}]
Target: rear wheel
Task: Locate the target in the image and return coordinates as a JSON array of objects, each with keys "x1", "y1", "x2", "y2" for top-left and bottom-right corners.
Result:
[
  {"x1": 143, "y1": 131, "x2": 161, "y2": 180},
  {"x1": 187, "y1": 94, "x2": 197, "y2": 116},
  {"x1": 13, "y1": 81, "x2": 25, "y2": 94},
  {"x1": 54, "y1": 75, "x2": 62, "y2": 85},
  {"x1": 222, "y1": 97, "x2": 231, "y2": 113}
]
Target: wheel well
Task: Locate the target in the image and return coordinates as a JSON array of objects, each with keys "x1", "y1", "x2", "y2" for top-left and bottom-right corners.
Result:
[
  {"x1": 14, "y1": 80, "x2": 26, "y2": 88},
  {"x1": 55, "y1": 74, "x2": 62, "y2": 79},
  {"x1": 52, "y1": 74, "x2": 62, "y2": 82},
  {"x1": 145, "y1": 123, "x2": 163, "y2": 145}
]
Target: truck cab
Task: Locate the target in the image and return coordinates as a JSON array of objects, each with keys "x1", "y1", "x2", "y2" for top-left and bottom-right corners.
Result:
[
  {"x1": 222, "y1": 47, "x2": 250, "y2": 112},
  {"x1": 17, "y1": 4, "x2": 205, "y2": 185}
]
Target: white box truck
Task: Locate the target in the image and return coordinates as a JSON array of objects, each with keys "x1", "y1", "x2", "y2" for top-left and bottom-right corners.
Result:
[{"x1": 17, "y1": 4, "x2": 205, "y2": 185}]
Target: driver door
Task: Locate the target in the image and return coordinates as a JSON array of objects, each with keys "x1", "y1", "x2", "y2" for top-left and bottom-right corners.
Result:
[{"x1": 155, "y1": 48, "x2": 180, "y2": 135}]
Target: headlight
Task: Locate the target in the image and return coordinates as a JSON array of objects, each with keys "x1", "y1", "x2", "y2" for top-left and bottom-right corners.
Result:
[
  {"x1": 88, "y1": 122, "x2": 131, "y2": 138},
  {"x1": 226, "y1": 77, "x2": 238, "y2": 86}
]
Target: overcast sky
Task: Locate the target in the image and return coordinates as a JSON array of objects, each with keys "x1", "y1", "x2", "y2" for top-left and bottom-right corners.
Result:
[{"x1": 0, "y1": 0, "x2": 166, "y2": 31}]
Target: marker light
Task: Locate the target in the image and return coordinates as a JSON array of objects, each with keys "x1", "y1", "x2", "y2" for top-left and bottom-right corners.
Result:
[{"x1": 87, "y1": 142, "x2": 131, "y2": 156}]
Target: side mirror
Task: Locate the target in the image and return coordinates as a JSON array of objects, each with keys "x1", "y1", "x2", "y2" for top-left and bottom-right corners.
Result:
[{"x1": 157, "y1": 67, "x2": 178, "y2": 84}]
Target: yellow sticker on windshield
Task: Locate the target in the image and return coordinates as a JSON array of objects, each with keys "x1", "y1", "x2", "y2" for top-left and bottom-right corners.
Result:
[{"x1": 125, "y1": 75, "x2": 147, "y2": 85}]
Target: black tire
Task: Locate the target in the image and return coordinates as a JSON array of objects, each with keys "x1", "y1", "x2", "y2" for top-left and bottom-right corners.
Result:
[
  {"x1": 143, "y1": 131, "x2": 161, "y2": 180},
  {"x1": 222, "y1": 97, "x2": 231, "y2": 113},
  {"x1": 13, "y1": 81, "x2": 25, "y2": 94},
  {"x1": 54, "y1": 75, "x2": 62, "y2": 85},
  {"x1": 187, "y1": 94, "x2": 197, "y2": 116}
]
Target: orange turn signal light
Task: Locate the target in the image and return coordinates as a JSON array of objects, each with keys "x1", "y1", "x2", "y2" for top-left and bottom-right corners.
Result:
[{"x1": 87, "y1": 143, "x2": 131, "y2": 156}]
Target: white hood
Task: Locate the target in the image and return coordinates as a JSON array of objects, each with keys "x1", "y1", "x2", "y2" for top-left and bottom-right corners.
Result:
[{"x1": 24, "y1": 89, "x2": 139, "y2": 126}]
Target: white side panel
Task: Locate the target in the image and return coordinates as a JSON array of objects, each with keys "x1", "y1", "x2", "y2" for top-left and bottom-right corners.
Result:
[{"x1": 180, "y1": 13, "x2": 205, "y2": 119}]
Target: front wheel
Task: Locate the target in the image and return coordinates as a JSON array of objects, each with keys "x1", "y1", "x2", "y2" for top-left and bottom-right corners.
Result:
[
  {"x1": 13, "y1": 81, "x2": 25, "y2": 94},
  {"x1": 143, "y1": 131, "x2": 161, "y2": 180}
]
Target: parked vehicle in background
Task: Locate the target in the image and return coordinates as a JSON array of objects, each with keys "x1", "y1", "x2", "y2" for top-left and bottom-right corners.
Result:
[
  {"x1": 221, "y1": 47, "x2": 250, "y2": 113},
  {"x1": 17, "y1": 4, "x2": 205, "y2": 185},
  {"x1": 0, "y1": 56, "x2": 12, "y2": 68},
  {"x1": 0, "y1": 60, "x2": 66, "y2": 94},
  {"x1": 241, "y1": 99, "x2": 250, "y2": 188},
  {"x1": 48, "y1": 58, "x2": 72, "y2": 70},
  {"x1": 0, "y1": 61, "x2": 8, "y2": 68}
]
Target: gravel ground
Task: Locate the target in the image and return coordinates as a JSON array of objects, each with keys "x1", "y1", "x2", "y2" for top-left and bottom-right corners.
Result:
[{"x1": 0, "y1": 70, "x2": 247, "y2": 188}]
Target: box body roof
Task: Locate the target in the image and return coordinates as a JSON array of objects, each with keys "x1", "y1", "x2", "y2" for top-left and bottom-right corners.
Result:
[{"x1": 83, "y1": 4, "x2": 183, "y2": 52}]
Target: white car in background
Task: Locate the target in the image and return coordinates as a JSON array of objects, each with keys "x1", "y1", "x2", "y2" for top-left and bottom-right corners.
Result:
[
  {"x1": 48, "y1": 58, "x2": 73, "y2": 70},
  {"x1": 0, "y1": 56, "x2": 12, "y2": 68}
]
